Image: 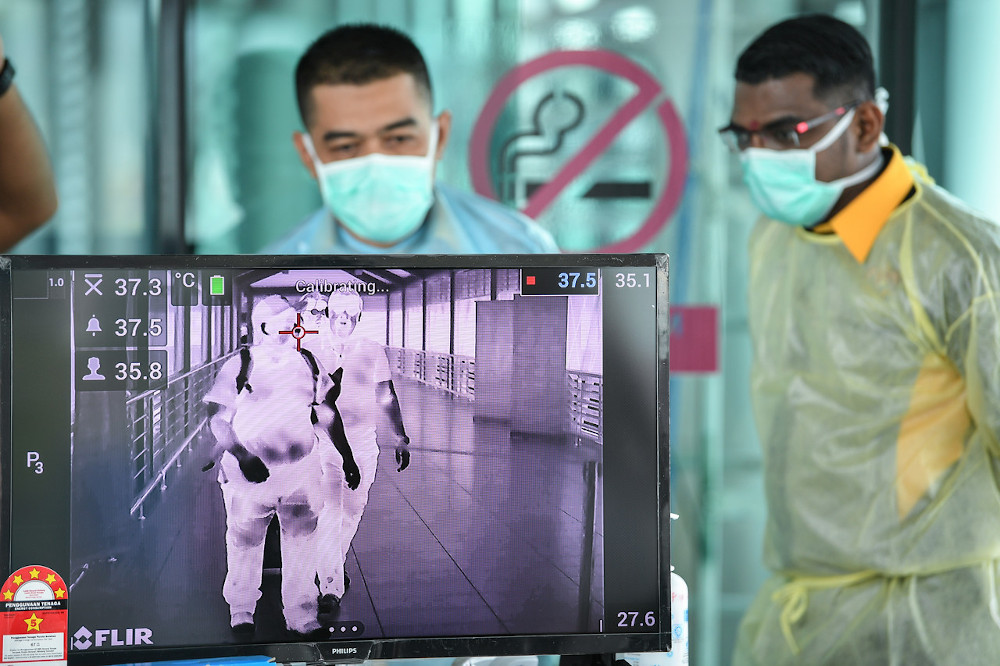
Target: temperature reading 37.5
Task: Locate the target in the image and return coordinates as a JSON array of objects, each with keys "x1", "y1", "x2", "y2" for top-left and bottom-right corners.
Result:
[{"x1": 557, "y1": 271, "x2": 598, "y2": 289}]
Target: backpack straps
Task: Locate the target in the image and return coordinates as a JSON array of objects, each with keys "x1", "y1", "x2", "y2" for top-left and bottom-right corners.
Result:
[
  {"x1": 298, "y1": 347, "x2": 322, "y2": 424},
  {"x1": 298, "y1": 347, "x2": 321, "y2": 402},
  {"x1": 234, "y1": 345, "x2": 321, "y2": 410}
]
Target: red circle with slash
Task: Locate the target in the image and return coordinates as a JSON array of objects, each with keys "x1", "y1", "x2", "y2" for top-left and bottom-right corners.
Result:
[{"x1": 469, "y1": 50, "x2": 688, "y2": 252}]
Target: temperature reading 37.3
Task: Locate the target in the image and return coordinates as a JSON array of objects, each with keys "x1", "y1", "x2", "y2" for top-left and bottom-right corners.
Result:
[{"x1": 114, "y1": 276, "x2": 163, "y2": 296}]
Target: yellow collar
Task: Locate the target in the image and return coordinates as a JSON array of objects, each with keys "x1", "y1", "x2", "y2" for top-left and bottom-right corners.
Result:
[{"x1": 812, "y1": 145, "x2": 914, "y2": 262}]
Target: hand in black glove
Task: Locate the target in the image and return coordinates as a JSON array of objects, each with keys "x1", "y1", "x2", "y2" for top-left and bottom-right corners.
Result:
[
  {"x1": 395, "y1": 436, "x2": 410, "y2": 472},
  {"x1": 238, "y1": 454, "x2": 270, "y2": 483},
  {"x1": 343, "y1": 457, "x2": 361, "y2": 491}
]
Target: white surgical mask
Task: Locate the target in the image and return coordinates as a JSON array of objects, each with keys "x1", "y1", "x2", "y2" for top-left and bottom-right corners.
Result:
[
  {"x1": 739, "y1": 109, "x2": 883, "y2": 227},
  {"x1": 304, "y1": 123, "x2": 438, "y2": 244}
]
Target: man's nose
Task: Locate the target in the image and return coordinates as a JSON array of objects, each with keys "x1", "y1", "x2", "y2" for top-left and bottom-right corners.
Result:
[
  {"x1": 747, "y1": 130, "x2": 768, "y2": 150},
  {"x1": 356, "y1": 137, "x2": 384, "y2": 158}
]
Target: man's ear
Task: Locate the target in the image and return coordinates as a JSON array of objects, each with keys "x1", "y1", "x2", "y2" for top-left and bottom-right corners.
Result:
[
  {"x1": 854, "y1": 100, "x2": 884, "y2": 153},
  {"x1": 434, "y1": 110, "x2": 453, "y2": 161},
  {"x1": 293, "y1": 131, "x2": 318, "y2": 179}
]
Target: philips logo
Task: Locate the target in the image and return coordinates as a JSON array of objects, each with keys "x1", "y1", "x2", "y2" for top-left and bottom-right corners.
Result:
[
  {"x1": 72, "y1": 625, "x2": 153, "y2": 650},
  {"x1": 330, "y1": 647, "x2": 358, "y2": 655}
]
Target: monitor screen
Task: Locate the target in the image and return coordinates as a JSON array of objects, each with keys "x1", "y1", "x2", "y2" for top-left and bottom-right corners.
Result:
[{"x1": 0, "y1": 254, "x2": 670, "y2": 666}]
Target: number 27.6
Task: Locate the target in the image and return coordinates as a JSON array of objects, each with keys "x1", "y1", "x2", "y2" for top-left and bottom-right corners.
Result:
[{"x1": 617, "y1": 611, "x2": 656, "y2": 627}]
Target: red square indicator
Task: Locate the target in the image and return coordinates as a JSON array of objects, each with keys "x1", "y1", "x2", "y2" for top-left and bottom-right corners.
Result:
[{"x1": 526, "y1": 275, "x2": 536, "y2": 285}]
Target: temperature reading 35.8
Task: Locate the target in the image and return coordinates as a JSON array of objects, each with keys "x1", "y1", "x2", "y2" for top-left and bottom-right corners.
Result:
[{"x1": 115, "y1": 361, "x2": 163, "y2": 382}]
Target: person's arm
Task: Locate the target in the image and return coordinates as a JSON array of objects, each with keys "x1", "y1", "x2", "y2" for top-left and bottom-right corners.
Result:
[
  {"x1": 202, "y1": 356, "x2": 269, "y2": 482},
  {"x1": 207, "y1": 403, "x2": 270, "y2": 483},
  {"x1": 316, "y1": 367, "x2": 361, "y2": 489},
  {"x1": 0, "y1": 34, "x2": 57, "y2": 251},
  {"x1": 376, "y1": 379, "x2": 410, "y2": 471}
]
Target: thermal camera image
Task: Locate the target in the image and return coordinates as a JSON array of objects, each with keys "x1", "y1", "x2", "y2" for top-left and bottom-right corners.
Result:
[{"x1": 64, "y1": 267, "x2": 605, "y2": 647}]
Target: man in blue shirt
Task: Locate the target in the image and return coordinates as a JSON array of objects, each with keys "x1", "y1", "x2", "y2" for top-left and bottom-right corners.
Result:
[{"x1": 266, "y1": 23, "x2": 559, "y2": 254}]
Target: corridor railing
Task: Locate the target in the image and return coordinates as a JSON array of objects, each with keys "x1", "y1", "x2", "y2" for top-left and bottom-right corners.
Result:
[
  {"x1": 385, "y1": 347, "x2": 476, "y2": 399},
  {"x1": 568, "y1": 371, "x2": 603, "y2": 444},
  {"x1": 127, "y1": 355, "x2": 229, "y2": 518},
  {"x1": 386, "y1": 347, "x2": 602, "y2": 444}
]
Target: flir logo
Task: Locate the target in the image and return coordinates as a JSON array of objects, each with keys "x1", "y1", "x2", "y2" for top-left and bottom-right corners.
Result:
[{"x1": 72, "y1": 625, "x2": 153, "y2": 650}]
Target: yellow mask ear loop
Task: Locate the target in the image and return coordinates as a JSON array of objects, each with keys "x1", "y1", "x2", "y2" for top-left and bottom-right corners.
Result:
[{"x1": 771, "y1": 570, "x2": 881, "y2": 654}]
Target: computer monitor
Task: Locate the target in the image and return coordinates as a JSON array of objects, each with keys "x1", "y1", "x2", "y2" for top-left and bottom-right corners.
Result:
[{"x1": 0, "y1": 254, "x2": 670, "y2": 666}]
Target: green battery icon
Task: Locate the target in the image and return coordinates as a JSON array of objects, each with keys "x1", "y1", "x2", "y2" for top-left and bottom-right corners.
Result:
[{"x1": 210, "y1": 274, "x2": 225, "y2": 296}]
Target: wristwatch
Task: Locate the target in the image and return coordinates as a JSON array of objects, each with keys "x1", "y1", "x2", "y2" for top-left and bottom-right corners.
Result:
[{"x1": 0, "y1": 59, "x2": 15, "y2": 98}]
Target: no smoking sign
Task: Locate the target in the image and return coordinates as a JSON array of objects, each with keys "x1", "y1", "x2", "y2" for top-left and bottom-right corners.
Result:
[{"x1": 470, "y1": 50, "x2": 688, "y2": 252}]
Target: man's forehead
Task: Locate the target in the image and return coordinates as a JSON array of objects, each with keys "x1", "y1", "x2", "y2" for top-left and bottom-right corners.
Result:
[
  {"x1": 307, "y1": 73, "x2": 432, "y2": 133},
  {"x1": 731, "y1": 72, "x2": 828, "y2": 124},
  {"x1": 329, "y1": 291, "x2": 362, "y2": 312}
]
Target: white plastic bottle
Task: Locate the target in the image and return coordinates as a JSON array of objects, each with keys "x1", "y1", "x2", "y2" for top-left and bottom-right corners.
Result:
[
  {"x1": 620, "y1": 513, "x2": 689, "y2": 666},
  {"x1": 621, "y1": 573, "x2": 689, "y2": 663},
  {"x1": 662, "y1": 565, "x2": 689, "y2": 665}
]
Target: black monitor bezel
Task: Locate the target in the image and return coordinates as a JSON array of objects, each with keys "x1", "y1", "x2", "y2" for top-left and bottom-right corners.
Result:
[{"x1": 0, "y1": 253, "x2": 670, "y2": 665}]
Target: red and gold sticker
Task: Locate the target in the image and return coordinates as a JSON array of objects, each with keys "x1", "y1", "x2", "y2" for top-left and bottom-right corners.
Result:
[{"x1": 1, "y1": 565, "x2": 67, "y2": 666}]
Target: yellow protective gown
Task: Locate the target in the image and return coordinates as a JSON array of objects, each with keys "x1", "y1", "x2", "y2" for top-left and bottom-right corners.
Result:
[{"x1": 734, "y1": 147, "x2": 1000, "y2": 665}]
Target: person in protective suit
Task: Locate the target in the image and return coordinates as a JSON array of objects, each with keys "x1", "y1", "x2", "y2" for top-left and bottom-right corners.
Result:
[
  {"x1": 204, "y1": 294, "x2": 358, "y2": 637},
  {"x1": 309, "y1": 287, "x2": 410, "y2": 622},
  {"x1": 721, "y1": 14, "x2": 1000, "y2": 665}
]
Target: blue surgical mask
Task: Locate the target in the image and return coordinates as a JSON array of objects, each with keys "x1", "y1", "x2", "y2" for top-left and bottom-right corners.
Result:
[
  {"x1": 304, "y1": 123, "x2": 438, "y2": 244},
  {"x1": 739, "y1": 109, "x2": 883, "y2": 227}
]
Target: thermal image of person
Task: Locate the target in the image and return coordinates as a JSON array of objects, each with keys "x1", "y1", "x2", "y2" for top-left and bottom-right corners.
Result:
[
  {"x1": 311, "y1": 287, "x2": 410, "y2": 617},
  {"x1": 264, "y1": 23, "x2": 558, "y2": 254},
  {"x1": 721, "y1": 14, "x2": 1000, "y2": 665},
  {"x1": 203, "y1": 294, "x2": 357, "y2": 637},
  {"x1": 295, "y1": 290, "x2": 331, "y2": 354}
]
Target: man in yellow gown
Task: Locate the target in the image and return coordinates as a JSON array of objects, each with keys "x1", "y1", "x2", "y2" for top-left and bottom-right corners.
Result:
[{"x1": 721, "y1": 13, "x2": 1000, "y2": 665}]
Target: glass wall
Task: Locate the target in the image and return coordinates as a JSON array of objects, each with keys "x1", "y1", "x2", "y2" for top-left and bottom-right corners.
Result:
[
  {"x1": 20, "y1": 0, "x2": 1000, "y2": 663},
  {"x1": 178, "y1": 3, "x2": 876, "y2": 662},
  {"x1": 181, "y1": 5, "x2": 873, "y2": 665}
]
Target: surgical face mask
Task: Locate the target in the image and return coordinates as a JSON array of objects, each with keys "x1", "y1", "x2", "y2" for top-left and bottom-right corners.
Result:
[
  {"x1": 739, "y1": 109, "x2": 883, "y2": 227},
  {"x1": 298, "y1": 294, "x2": 328, "y2": 329},
  {"x1": 303, "y1": 123, "x2": 438, "y2": 245}
]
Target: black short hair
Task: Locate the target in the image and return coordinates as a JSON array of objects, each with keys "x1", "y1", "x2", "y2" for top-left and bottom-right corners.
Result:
[
  {"x1": 295, "y1": 23, "x2": 433, "y2": 127},
  {"x1": 735, "y1": 14, "x2": 875, "y2": 102}
]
